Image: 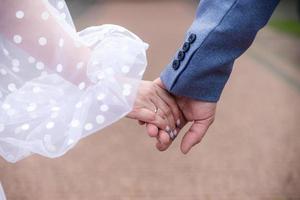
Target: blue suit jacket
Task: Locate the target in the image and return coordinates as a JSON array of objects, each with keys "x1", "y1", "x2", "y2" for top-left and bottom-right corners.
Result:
[{"x1": 161, "y1": 0, "x2": 279, "y2": 102}]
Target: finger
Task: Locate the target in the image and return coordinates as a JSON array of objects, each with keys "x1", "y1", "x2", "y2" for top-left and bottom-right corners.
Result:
[
  {"x1": 156, "y1": 141, "x2": 169, "y2": 152},
  {"x1": 127, "y1": 107, "x2": 155, "y2": 121},
  {"x1": 156, "y1": 129, "x2": 178, "y2": 151},
  {"x1": 127, "y1": 108, "x2": 168, "y2": 131},
  {"x1": 171, "y1": 116, "x2": 188, "y2": 139},
  {"x1": 156, "y1": 139, "x2": 171, "y2": 152},
  {"x1": 146, "y1": 123, "x2": 159, "y2": 137},
  {"x1": 157, "y1": 130, "x2": 171, "y2": 145},
  {"x1": 156, "y1": 119, "x2": 184, "y2": 145},
  {"x1": 155, "y1": 87, "x2": 183, "y2": 127},
  {"x1": 180, "y1": 120, "x2": 211, "y2": 154},
  {"x1": 151, "y1": 97, "x2": 176, "y2": 131}
]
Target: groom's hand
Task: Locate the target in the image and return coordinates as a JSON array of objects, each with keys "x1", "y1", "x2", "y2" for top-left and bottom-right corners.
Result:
[{"x1": 154, "y1": 78, "x2": 217, "y2": 154}]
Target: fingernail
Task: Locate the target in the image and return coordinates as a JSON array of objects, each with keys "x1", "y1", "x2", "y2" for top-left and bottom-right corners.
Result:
[
  {"x1": 169, "y1": 131, "x2": 175, "y2": 140},
  {"x1": 176, "y1": 119, "x2": 181, "y2": 127},
  {"x1": 165, "y1": 126, "x2": 171, "y2": 133},
  {"x1": 173, "y1": 129, "x2": 177, "y2": 136}
]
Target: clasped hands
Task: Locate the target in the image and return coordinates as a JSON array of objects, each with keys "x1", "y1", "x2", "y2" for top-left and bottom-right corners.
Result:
[{"x1": 127, "y1": 78, "x2": 217, "y2": 154}]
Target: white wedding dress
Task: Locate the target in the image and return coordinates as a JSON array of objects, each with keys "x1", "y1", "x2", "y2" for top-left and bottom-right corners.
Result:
[{"x1": 0, "y1": 0, "x2": 148, "y2": 163}]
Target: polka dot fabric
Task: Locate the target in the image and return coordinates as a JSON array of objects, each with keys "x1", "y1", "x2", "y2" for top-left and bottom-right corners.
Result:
[{"x1": 0, "y1": 0, "x2": 148, "y2": 163}]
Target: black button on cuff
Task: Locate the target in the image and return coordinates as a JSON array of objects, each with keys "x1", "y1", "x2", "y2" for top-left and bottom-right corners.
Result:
[
  {"x1": 172, "y1": 60, "x2": 180, "y2": 70},
  {"x1": 188, "y1": 33, "x2": 197, "y2": 43},
  {"x1": 182, "y1": 42, "x2": 190, "y2": 52},
  {"x1": 177, "y1": 51, "x2": 185, "y2": 61}
]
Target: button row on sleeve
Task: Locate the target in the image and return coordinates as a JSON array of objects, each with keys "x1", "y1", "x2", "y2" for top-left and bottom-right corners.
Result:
[{"x1": 172, "y1": 33, "x2": 197, "y2": 70}]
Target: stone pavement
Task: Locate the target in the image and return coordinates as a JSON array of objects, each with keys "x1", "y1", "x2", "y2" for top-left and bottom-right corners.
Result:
[{"x1": 0, "y1": 1, "x2": 300, "y2": 200}]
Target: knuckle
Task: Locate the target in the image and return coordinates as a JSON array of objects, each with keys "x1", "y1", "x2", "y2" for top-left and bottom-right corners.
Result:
[
  {"x1": 152, "y1": 118, "x2": 162, "y2": 127},
  {"x1": 148, "y1": 112, "x2": 156, "y2": 121},
  {"x1": 165, "y1": 108, "x2": 172, "y2": 116}
]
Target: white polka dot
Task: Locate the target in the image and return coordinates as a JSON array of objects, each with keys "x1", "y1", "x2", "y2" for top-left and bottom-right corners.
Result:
[
  {"x1": 123, "y1": 84, "x2": 132, "y2": 90},
  {"x1": 97, "y1": 93, "x2": 106, "y2": 101},
  {"x1": 0, "y1": 124, "x2": 4, "y2": 132},
  {"x1": 121, "y1": 66, "x2": 130, "y2": 74},
  {"x1": 51, "y1": 106, "x2": 60, "y2": 112},
  {"x1": 70, "y1": 120, "x2": 80, "y2": 128},
  {"x1": 84, "y1": 123, "x2": 93, "y2": 131},
  {"x1": 7, "y1": 109, "x2": 16, "y2": 116},
  {"x1": 50, "y1": 112, "x2": 59, "y2": 119},
  {"x1": 123, "y1": 89, "x2": 131, "y2": 96},
  {"x1": 76, "y1": 62, "x2": 84, "y2": 70},
  {"x1": 26, "y1": 103, "x2": 37, "y2": 112},
  {"x1": 41, "y1": 11, "x2": 49, "y2": 20},
  {"x1": 96, "y1": 73, "x2": 105, "y2": 80},
  {"x1": 96, "y1": 115, "x2": 105, "y2": 124},
  {"x1": 21, "y1": 123, "x2": 30, "y2": 131},
  {"x1": 100, "y1": 104, "x2": 109, "y2": 112},
  {"x1": 46, "y1": 122, "x2": 55, "y2": 129},
  {"x1": 2, "y1": 103, "x2": 11, "y2": 110},
  {"x1": 12, "y1": 59, "x2": 20, "y2": 67},
  {"x1": 56, "y1": 64, "x2": 63, "y2": 73},
  {"x1": 75, "y1": 101, "x2": 83, "y2": 109},
  {"x1": 57, "y1": 1, "x2": 65, "y2": 9},
  {"x1": 59, "y1": 38, "x2": 64, "y2": 47},
  {"x1": 12, "y1": 66, "x2": 20, "y2": 72},
  {"x1": 78, "y1": 82, "x2": 86, "y2": 90},
  {"x1": 13, "y1": 35, "x2": 22, "y2": 44},
  {"x1": 28, "y1": 56, "x2": 36, "y2": 63},
  {"x1": 16, "y1": 11, "x2": 24, "y2": 19},
  {"x1": 33, "y1": 86, "x2": 41, "y2": 93},
  {"x1": 38, "y1": 37, "x2": 47, "y2": 46},
  {"x1": 0, "y1": 68, "x2": 7, "y2": 75},
  {"x1": 36, "y1": 62, "x2": 45, "y2": 70},
  {"x1": 8, "y1": 83, "x2": 17, "y2": 92}
]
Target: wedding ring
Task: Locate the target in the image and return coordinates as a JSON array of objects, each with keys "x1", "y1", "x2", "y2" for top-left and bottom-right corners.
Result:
[{"x1": 154, "y1": 107, "x2": 158, "y2": 114}]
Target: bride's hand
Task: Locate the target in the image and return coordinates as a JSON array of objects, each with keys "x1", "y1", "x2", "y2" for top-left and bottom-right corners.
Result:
[{"x1": 127, "y1": 80, "x2": 182, "y2": 137}]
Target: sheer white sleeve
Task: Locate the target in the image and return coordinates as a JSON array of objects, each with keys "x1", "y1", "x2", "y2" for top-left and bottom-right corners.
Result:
[
  {"x1": 0, "y1": 183, "x2": 5, "y2": 200},
  {"x1": 0, "y1": 0, "x2": 148, "y2": 163}
]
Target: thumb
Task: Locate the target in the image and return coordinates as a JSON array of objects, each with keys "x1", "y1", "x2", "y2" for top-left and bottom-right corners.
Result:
[{"x1": 180, "y1": 120, "x2": 210, "y2": 154}]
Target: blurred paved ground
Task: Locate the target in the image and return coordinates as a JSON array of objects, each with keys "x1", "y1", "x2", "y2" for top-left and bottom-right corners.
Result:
[
  {"x1": 1, "y1": 1, "x2": 300, "y2": 200},
  {"x1": 272, "y1": 0, "x2": 299, "y2": 20}
]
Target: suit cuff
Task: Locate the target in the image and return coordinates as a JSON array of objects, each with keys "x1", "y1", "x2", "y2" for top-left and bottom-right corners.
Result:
[{"x1": 160, "y1": 62, "x2": 232, "y2": 103}]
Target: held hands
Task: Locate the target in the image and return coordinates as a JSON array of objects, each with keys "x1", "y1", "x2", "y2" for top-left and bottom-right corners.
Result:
[
  {"x1": 127, "y1": 78, "x2": 217, "y2": 154},
  {"x1": 127, "y1": 80, "x2": 183, "y2": 139}
]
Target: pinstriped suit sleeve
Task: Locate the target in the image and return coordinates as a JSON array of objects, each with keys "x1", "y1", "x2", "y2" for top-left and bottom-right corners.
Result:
[{"x1": 160, "y1": 0, "x2": 279, "y2": 102}]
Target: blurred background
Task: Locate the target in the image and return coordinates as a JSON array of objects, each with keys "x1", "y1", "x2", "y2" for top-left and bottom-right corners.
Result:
[{"x1": 0, "y1": 0, "x2": 300, "y2": 199}]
